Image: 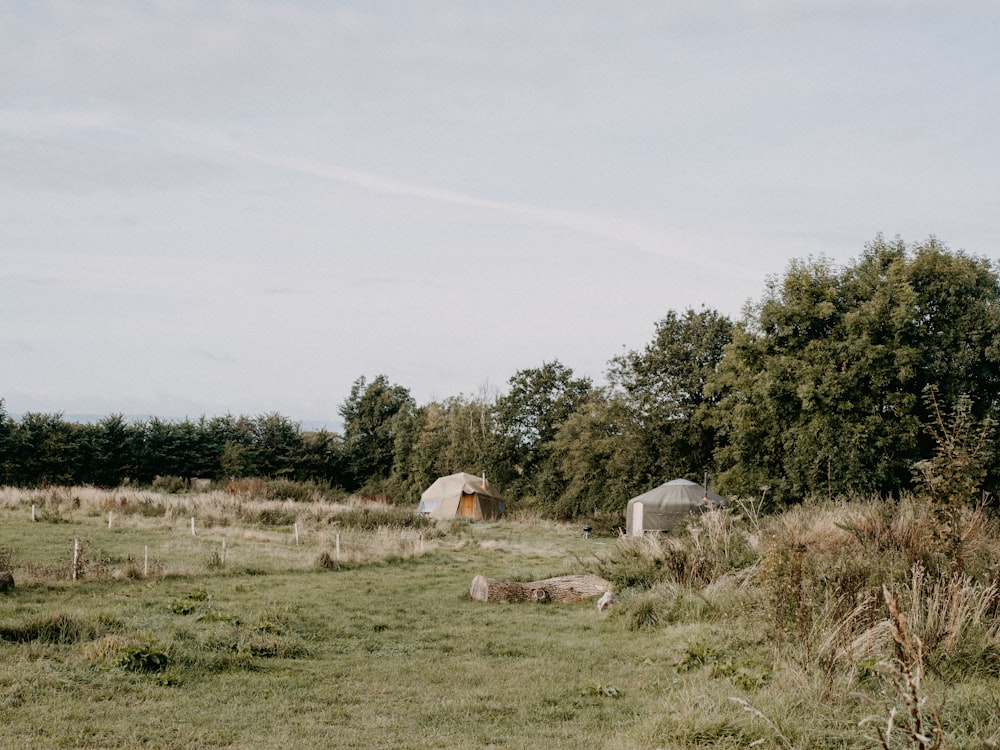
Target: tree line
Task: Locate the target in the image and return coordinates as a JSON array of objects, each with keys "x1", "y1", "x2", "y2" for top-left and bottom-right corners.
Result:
[{"x1": 2, "y1": 236, "x2": 998, "y2": 518}]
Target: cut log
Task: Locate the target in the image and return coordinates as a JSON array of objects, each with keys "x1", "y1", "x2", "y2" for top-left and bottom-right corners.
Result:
[{"x1": 470, "y1": 574, "x2": 612, "y2": 604}]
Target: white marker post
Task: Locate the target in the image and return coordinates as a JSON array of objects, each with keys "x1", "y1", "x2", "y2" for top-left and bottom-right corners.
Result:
[
  {"x1": 144, "y1": 546, "x2": 149, "y2": 577},
  {"x1": 191, "y1": 517, "x2": 196, "y2": 536}
]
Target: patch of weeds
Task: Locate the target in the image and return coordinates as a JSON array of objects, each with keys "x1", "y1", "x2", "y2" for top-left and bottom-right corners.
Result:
[
  {"x1": 486, "y1": 642, "x2": 528, "y2": 658},
  {"x1": 594, "y1": 537, "x2": 680, "y2": 591},
  {"x1": 617, "y1": 589, "x2": 670, "y2": 631},
  {"x1": 238, "y1": 634, "x2": 309, "y2": 659},
  {"x1": 170, "y1": 600, "x2": 197, "y2": 615},
  {"x1": 678, "y1": 640, "x2": 772, "y2": 691},
  {"x1": 83, "y1": 634, "x2": 130, "y2": 665},
  {"x1": 152, "y1": 476, "x2": 187, "y2": 493},
  {"x1": 197, "y1": 608, "x2": 235, "y2": 624},
  {"x1": 170, "y1": 586, "x2": 209, "y2": 615},
  {"x1": 255, "y1": 508, "x2": 296, "y2": 526},
  {"x1": 134, "y1": 499, "x2": 167, "y2": 517},
  {"x1": 332, "y1": 506, "x2": 432, "y2": 531},
  {"x1": 363, "y1": 641, "x2": 413, "y2": 657},
  {"x1": 118, "y1": 641, "x2": 171, "y2": 673},
  {"x1": 237, "y1": 566, "x2": 268, "y2": 576},
  {"x1": 315, "y1": 551, "x2": 342, "y2": 570},
  {"x1": 154, "y1": 671, "x2": 181, "y2": 686},
  {"x1": 264, "y1": 479, "x2": 325, "y2": 503},
  {"x1": 584, "y1": 683, "x2": 623, "y2": 698},
  {"x1": 35, "y1": 507, "x2": 71, "y2": 524},
  {"x1": 204, "y1": 550, "x2": 224, "y2": 570},
  {"x1": 0, "y1": 612, "x2": 104, "y2": 644},
  {"x1": 253, "y1": 606, "x2": 293, "y2": 634}
]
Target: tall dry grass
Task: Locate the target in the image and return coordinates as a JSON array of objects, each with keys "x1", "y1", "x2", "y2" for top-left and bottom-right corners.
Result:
[{"x1": 0, "y1": 484, "x2": 442, "y2": 582}]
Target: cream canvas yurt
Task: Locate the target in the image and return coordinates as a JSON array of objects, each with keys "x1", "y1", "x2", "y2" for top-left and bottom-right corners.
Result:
[
  {"x1": 625, "y1": 478, "x2": 728, "y2": 535},
  {"x1": 417, "y1": 472, "x2": 506, "y2": 521}
]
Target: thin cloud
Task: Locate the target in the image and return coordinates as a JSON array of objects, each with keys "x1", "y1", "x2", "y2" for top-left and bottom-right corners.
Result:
[{"x1": 171, "y1": 124, "x2": 754, "y2": 278}]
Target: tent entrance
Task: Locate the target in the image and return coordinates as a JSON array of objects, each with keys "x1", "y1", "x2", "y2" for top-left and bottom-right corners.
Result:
[{"x1": 459, "y1": 493, "x2": 476, "y2": 518}]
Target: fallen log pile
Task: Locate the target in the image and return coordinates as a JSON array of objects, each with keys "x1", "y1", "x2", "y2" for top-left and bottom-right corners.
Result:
[{"x1": 469, "y1": 574, "x2": 612, "y2": 604}]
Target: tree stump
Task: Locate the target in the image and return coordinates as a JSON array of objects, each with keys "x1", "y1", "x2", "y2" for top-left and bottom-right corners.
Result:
[
  {"x1": 469, "y1": 574, "x2": 612, "y2": 604},
  {"x1": 0, "y1": 571, "x2": 14, "y2": 593}
]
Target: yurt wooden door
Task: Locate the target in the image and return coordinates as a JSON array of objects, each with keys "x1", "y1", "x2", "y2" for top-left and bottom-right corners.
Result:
[{"x1": 459, "y1": 493, "x2": 476, "y2": 518}]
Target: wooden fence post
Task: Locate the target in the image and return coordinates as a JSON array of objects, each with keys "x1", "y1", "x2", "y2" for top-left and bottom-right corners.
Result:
[{"x1": 72, "y1": 539, "x2": 81, "y2": 581}]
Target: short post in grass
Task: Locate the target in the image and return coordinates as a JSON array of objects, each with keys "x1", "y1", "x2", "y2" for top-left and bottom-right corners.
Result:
[
  {"x1": 72, "y1": 538, "x2": 81, "y2": 581},
  {"x1": 336, "y1": 533, "x2": 341, "y2": 561},
  {"x1": 31, "y1": 504, "x2": 36, "y2": 522},
  {"x1": 108, "y1": 511, "x2": 113, "y2": 529},
  {"x1": 144, "y1": 546, "x2": 149, "y2": 577},
  {"x1": 294, "y1": 523, "x2": 300, "y2": 546},
  {"x1": 191, "y1": 517, "x2": 196, "y2": 536},
  {"x1": 221, "y1": 538, "x2": 227, "y2": 565}
]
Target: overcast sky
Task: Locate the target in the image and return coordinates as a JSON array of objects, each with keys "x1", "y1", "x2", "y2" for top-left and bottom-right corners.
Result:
[{"x1": 2, "y1": 1, "x2": 998, "y2": 427}]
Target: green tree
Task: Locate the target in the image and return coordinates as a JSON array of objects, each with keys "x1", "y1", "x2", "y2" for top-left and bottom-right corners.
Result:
[
  {"x1": 135, "y1": 418, "x2": 208, "y2": 482},
  {"x1": 549, "y1": 390, "x2": 643, "y2": 519},
  {"x1": 208, "y1": 414, "x2": 257, "y2": 478},
  {"x1": 608, "y1": 307, "x2": 734, "y2": 484},
  {"x1": 0, "y1": 400, "x2": 15, "y2": 485},
  {"x1": 711, "y1": 236, "x2": 1000, "y2": 503},
  {"x1": 89, "y1": 414, "x2": 139, "y2": 486},
  {"x1": 340, "y1": 375, "x2": 415, "y2": 489},
  {"x1": 297, "y1": 428, "x2": 346, "y2": 486},
  {"x1": 492, "y1": 361, "x2": 592, "y2": 502},
  {"x1": 10, "y1": 412, "x2": 81, "y2": 486},
  {"x1": 249, "y1": 413, "x2": 303, "y2": 478},
  {"x1": 386, "y1": 391, "x2": 500, "y2": 503}
]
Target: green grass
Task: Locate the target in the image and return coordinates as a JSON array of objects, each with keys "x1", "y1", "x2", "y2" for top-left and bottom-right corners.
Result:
[
  {"x1": 2, "y1": 492, "x2": 1000, "y2": 748},
  {"x1": 0, "y1": 503, "x2": 654, "y2": 749}
]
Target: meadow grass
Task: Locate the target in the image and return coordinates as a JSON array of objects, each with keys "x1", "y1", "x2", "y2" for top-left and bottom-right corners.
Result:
[{"x1": 2, "y1": 488, "x2": 1000, "y2": 748}]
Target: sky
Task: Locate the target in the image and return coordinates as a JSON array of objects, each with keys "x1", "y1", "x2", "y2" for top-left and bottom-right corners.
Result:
[{"x1": 2, "y1": 1, "x2": 999, "y2": 429}]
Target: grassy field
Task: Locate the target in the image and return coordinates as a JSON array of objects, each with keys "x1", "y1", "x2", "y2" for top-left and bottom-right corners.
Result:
[{"x1": 2, "y1": 486, "x2": 1000, "y2": 749}]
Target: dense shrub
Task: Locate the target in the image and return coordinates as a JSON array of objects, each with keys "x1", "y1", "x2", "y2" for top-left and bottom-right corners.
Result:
[{"x1": 331, "y1": 506, "x2": 432, "y2": 531}]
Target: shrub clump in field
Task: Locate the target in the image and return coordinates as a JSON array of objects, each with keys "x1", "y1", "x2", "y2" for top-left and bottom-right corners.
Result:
[
  {"x1": 331, "y1": 506, "x2": 432, "y2": 531},
  {"x1": 152, "y1": 475, "x2": 188, "y2": 494},
  {"x1": 315, "y1": 551, "x2": 342, "y2": 571},
  {"x1": 240, "y1": 506, "x2": 297, "y2": 526},
  {"x1": 119, "y1": 641, "x2": 171, "y2": 673}
]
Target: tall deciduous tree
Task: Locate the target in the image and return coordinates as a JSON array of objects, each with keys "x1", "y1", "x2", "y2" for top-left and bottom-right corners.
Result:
[
  {"x1": 340, "y1": 374, "x2": 414, "y2": 489},
  {"x1": 710, "y1": 236, "x2": 1000, "y2": 503},
  {"x1": 492, "y1": 361, "x2": 592, "y2": 501},
  {"x1": 608, "y1": 307, "x2": 734, "y2": 484},
  {"x1": 550, "y1": 390, "x2": 641, "y2": 519}
]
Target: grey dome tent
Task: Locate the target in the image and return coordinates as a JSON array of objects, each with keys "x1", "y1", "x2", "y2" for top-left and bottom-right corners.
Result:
[
  {"x1": 625, "y1": 478, "x2": 728, "y2": 535},
  {"x1": 417, "y1": 472, "x2": 506, "y2": 521}
]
